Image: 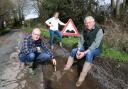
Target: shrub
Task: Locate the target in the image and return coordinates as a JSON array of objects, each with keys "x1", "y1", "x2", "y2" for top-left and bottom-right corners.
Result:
[{"x1": 0, "y1": 28, "x2": 11, "y2": 35}]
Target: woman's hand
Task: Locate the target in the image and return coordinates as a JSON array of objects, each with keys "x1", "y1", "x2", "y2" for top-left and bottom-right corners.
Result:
[{"x1": 49, "y1": 24, "x2": 54, "y2": 27}]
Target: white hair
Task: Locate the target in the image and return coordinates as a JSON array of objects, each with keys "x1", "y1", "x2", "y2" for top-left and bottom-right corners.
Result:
[
  {"x1": 32, "y1": 28, "x2": 41, "y2": 34},
  {"x1": 84, "y1": 16, "x2": 95, "y2": 22}
]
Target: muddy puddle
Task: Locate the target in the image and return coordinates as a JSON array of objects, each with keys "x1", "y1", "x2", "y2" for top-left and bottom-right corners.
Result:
[{"x1": 42, "y1": 56, "x2": 106, "y2": 89}]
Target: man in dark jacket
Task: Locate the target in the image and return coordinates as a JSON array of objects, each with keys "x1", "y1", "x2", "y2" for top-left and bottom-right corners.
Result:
[
  {"x1": 19, "y1": 28, "x2": 56, "y2": 68},
  {"x1": 64, "y1": 16, "x2": 104, "y2": 87}
]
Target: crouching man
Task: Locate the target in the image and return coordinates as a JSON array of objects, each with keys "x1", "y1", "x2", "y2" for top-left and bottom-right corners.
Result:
[
  {"x1": 64, "y1": 16, "x2": 104, "y2": 87},
  {"x1": 19, "y1": 28, "x2": 56, "y2": 73}
]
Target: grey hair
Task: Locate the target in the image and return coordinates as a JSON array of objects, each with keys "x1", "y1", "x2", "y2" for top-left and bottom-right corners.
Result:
[
  {"x1": 84, "y1": 16, "x2": 95, "y2": 22},
  {"x1": 32, "y1": 28, "x2": 41, "y2": 34}
]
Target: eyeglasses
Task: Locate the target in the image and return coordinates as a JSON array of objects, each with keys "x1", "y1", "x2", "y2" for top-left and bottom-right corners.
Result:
[
  {"x1": 32, "y1": 33, "x2": 40, "y2": 36},
  {"x1": 85, "y1": 21, "x2": 94, "y2": 24}
]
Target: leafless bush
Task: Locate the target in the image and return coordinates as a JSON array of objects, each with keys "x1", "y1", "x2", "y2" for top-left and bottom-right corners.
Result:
[{"x1": 103, "y1": 18, "x2": 128, "y2": 53}]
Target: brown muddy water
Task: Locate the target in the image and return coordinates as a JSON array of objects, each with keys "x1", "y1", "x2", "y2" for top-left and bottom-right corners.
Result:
[{"x1": 42, "y1": 56, "x2": 106, "y2": 89}]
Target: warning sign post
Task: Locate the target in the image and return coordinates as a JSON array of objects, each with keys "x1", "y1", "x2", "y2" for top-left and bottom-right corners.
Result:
[{"x1": 61, "y1": 19, "x2": 80, "y2": 36}]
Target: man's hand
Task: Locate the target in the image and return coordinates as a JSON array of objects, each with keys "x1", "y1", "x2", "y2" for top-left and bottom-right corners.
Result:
[
  {"x1": 76, "y1": 49, "x2": 90, "y2": 59},
  {"x1": 37, "y1": 47, "x2": 41, "y2": 52},
  {"x1": 84, "y1": 49, "x2": 90, "y2": 55},
  {"x1": 77, "y1": 52, "x2": 85, "y2": 59},
  {"x1": 76, "y1": 48, "x2": 81, "y2": 59},
  {"x1": 52, "y1": 59, "x2": 56, "y2": 66}
]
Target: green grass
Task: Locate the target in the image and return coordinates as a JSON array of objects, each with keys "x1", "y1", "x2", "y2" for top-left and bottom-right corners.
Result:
[
  {"x1": 23, "y1": 27, "x2": 128, "y2": 62},
  {"x1": 0, "y1": 28, "x2": 11, "y2": 35},
  {"x1": 62, "y1": 37, "x2": 78, "y2": 47},
  {"x1": 41, "y1": 29, "x2": 50, "y2": 38},
  {"x1": 102, "y1": 43, "x2": 128, "y2": 62},
  {"x1": 23, "y1": 27, "x2": 50, "y2": 37}
]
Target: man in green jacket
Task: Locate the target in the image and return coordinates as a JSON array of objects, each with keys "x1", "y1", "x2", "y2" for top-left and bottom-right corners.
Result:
[{"x1": 64, "y1": 16, "x2": 104, "y2": 87}]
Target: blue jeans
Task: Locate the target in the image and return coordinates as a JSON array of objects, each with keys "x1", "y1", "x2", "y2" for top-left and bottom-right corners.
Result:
[
  {"x1": 70, "y1": 47, "x2": 101, "y2": 63},
  {"x1": 49, "y1": 30, "x2": 62, "y2": 46},
  {"x1": 19, "y1": 52, "x2": 51, "y2": 62}
]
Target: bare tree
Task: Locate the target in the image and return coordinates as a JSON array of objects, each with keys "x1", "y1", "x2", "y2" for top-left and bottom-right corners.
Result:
[
  {"x1": 111, "y1": 0, "x2": 126, "y2": 18},
  {"x1": 0, "y1": 0, "x2": 15, "y2": 28}
]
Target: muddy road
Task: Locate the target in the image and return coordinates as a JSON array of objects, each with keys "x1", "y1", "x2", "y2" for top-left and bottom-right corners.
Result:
[
  {"x1": 0, "y1": 29, "x2": 128, "y2": 89},
  {"x1": 0, "y1": 30, "x2": 44, "y2": 89}
]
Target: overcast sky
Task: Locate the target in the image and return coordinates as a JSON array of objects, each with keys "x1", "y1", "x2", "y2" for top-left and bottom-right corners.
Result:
[
  {"x1": 99, "y1": 0, "x2": 111, "y2": 5},
  {"x1": 23, "y1": 0, "x2": 38, "y2": 20}
]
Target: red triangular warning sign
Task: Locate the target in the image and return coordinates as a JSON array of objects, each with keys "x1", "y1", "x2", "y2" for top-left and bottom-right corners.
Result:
[{"x1": 61, "y1": 19, "x2": 80, "y2": 36}]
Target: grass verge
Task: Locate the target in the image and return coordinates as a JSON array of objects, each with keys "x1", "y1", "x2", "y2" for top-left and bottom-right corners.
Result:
[{"x1": 0, "y1": 28, "x2": 11, "y2": 35}]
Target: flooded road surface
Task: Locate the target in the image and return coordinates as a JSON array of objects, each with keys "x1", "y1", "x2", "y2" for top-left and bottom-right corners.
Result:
[{"x1": 0, "y1": 29, "x2": 128, "y2": 89}]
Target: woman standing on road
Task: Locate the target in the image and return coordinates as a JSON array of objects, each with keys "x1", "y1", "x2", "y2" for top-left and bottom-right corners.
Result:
[{"x1": 45, "y1": 12, "x2": 66, "y2": 50}]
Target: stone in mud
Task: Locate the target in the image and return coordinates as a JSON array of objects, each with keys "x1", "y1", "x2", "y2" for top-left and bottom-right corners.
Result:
[{"x1": 20, "y1": 80, "x2": 27, "y2": 88}]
